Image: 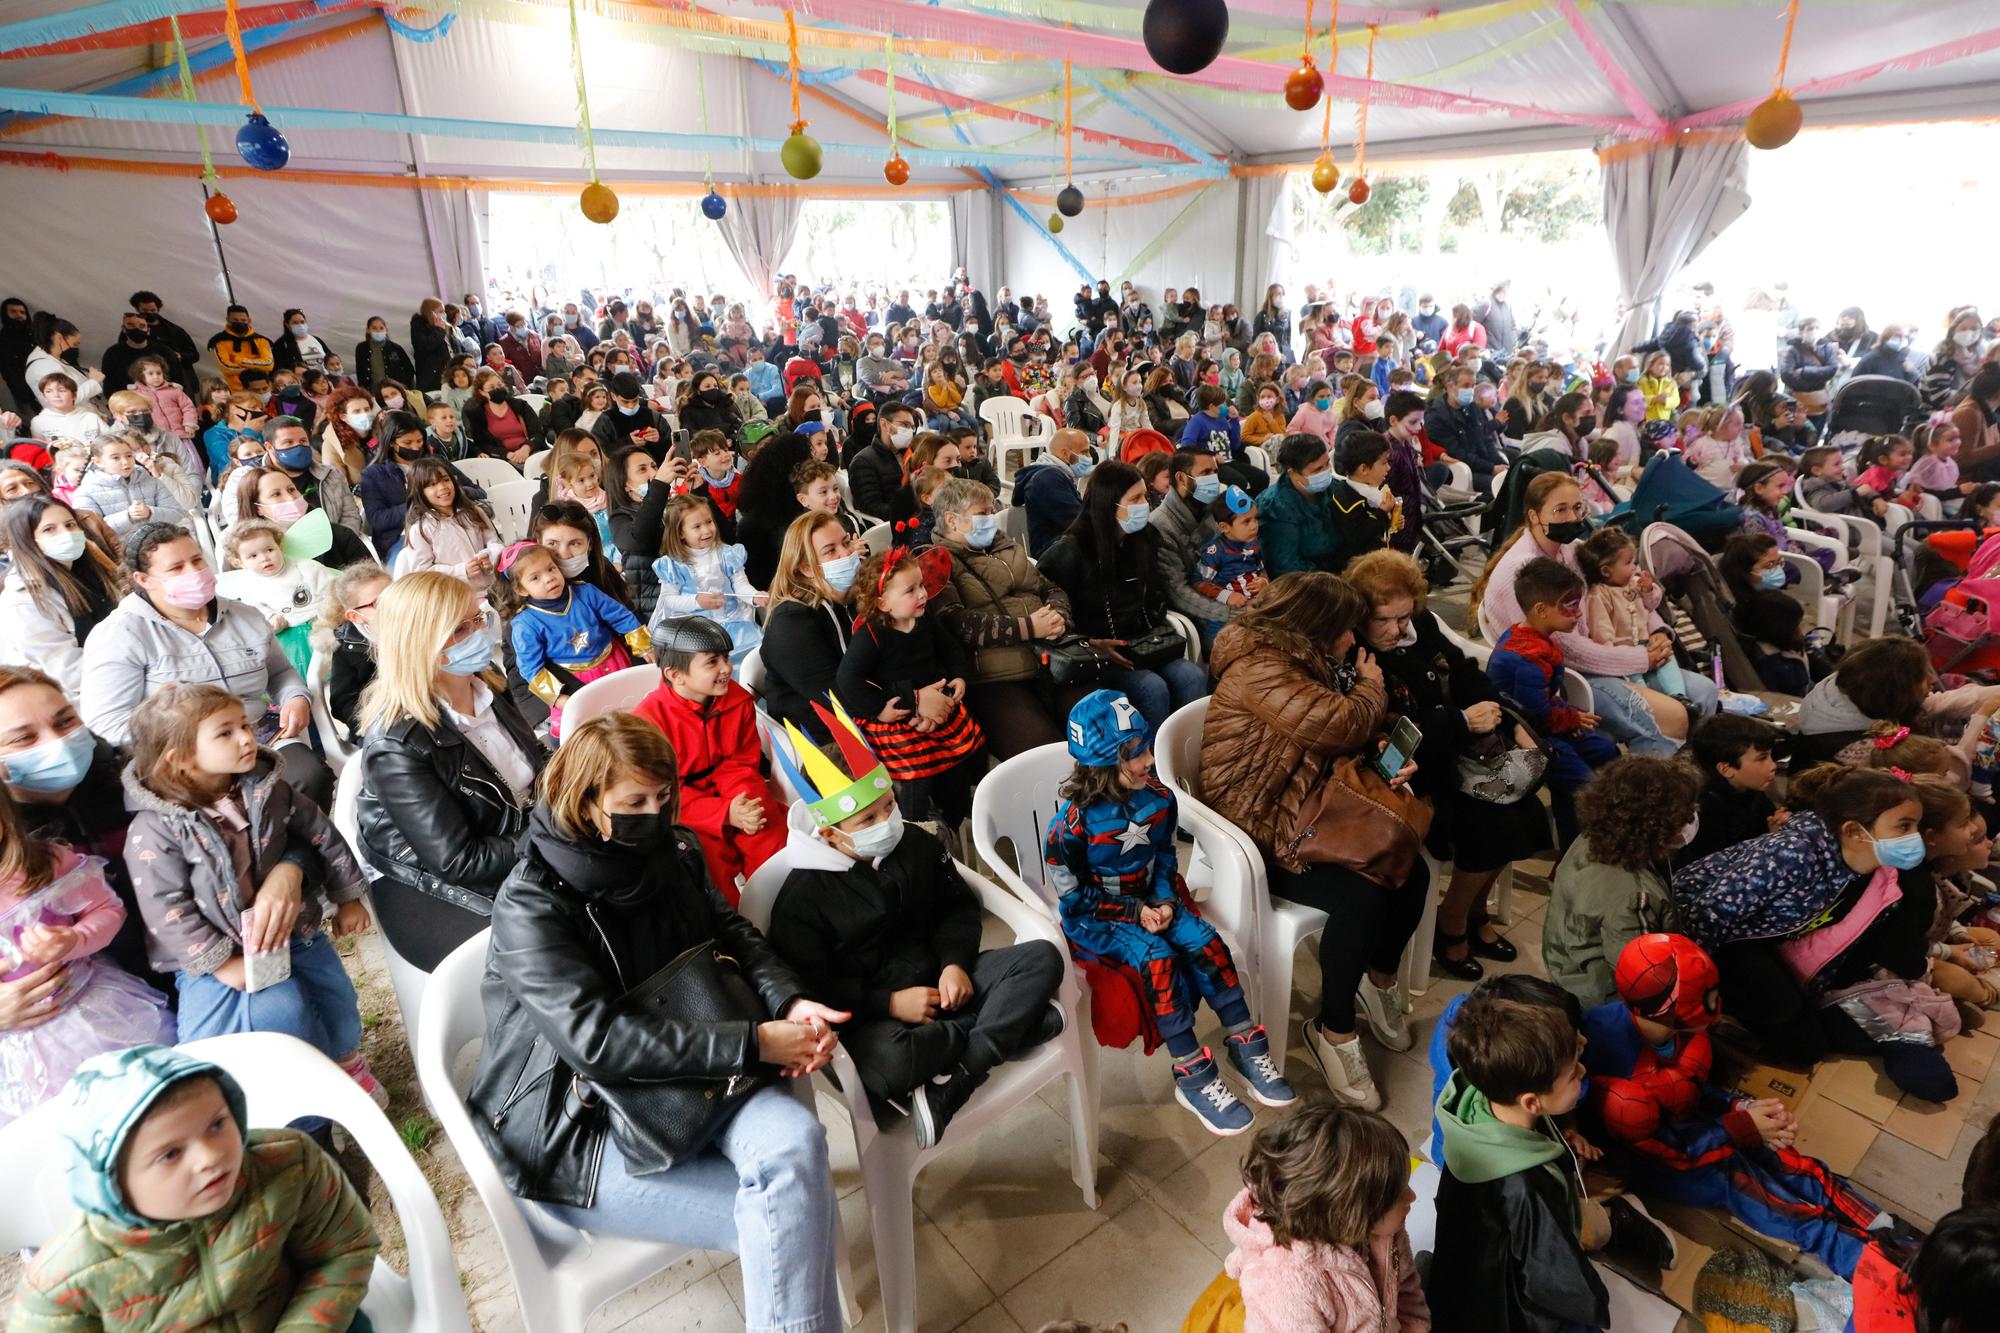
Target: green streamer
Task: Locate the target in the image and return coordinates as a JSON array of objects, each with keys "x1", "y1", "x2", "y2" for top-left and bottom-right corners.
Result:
[
  {"x1": 1112, "y1": 183, "x2": 1222, "y2": 284},
  {"x1": 885, "y1": 34, "x2": 896, "y2": 146},
  {"x1": 168, "y1": 16, "x2": 219, "y2": 186},
  {"x1": 567, "y1": 0, "x2": 598, "y2": 181},
  {"x1": 695, "y1": 46, "x2": 714, "y2": 185}
]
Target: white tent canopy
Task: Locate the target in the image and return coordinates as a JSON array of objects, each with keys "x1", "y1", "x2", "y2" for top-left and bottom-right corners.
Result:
[{"x1": 0, "y1": 0, "x2": 1993, "y2": 353}]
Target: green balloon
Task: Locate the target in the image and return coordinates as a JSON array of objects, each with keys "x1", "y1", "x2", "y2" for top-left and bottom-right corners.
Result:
[
  {"x1": 781, "y1": 132, "x2": 823, "y2": 181},
  {"x1": 1048, "y1": 213, "x2": 1064, "y2": 234}
]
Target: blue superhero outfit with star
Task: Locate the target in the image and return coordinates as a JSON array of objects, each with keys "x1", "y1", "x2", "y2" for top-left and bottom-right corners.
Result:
[{"x1": 509, "y1": 582, "x2": 650, "y2": 705}]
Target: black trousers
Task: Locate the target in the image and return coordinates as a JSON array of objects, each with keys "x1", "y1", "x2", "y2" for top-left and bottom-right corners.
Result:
[
  {"x1": 276, "y1": 742, "x2": 334, "y2": 812},
  {"x1": 1716, "y1": 939, "x2": 1827, "y2": 1068},
  {"x1": 1271, "y1": 857, "x2": 1429, "y2": 1031},
  {"x1": 839, "y1": 941, "x2": 1064, "y2": 1110},
  {"x1": 371, "y1": 873, "x2": 489, "y2": 973}
]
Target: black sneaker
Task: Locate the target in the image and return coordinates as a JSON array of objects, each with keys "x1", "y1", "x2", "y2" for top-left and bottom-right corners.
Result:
[
  {"x1": 913, "y1": 1066, "x2": 988, "y2": 1150},
  {"x1": 1605, "y1": 1195, "x2": 1678, "y2": 1270}
]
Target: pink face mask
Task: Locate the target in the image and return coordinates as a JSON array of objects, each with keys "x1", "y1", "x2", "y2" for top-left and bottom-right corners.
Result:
[
  {"x1": 264, "y1": 497, "x2": 309, "y2": 525},
  {"x1": 156, "y1": 568, "x2": 216, "y2": 610}
]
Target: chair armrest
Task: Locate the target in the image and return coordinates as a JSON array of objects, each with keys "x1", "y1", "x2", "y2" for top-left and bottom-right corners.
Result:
[
  {"x1": 1561, "y1": 669, "x2": 1595, "y2": 712},
  {"x1": 961, "y1": 862, "x2": 1063, "y2": 946}
]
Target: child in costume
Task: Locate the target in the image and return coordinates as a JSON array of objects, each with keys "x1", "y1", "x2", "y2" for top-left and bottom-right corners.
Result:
[
  {"x1": 649, "y1": 493, "x2": 765, "y2": 666},
  {"x1": 1579, "y1": 933, "x2": 1883, "y2": 1277},
  {"x1": 767, "y1": 696, "x2": 1065, "y2": 1150},
  {"x1": 215, "y1": 519, "x2": 334, "y2": 679},
  {"x1": 497, "y1": 540, "x2": 651, "y2": 740},
  {"x1": 1191, "y1": 485, "x2": 1264, "y2": 606},
  {"x1": 1044, "y1": 689, "x2": 1292, "y2": 1136}
]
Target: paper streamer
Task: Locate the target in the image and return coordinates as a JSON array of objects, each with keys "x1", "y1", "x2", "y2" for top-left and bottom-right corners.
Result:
[
  {"x1": 380, "y1": 9, "x2": 457, "y2": 41},
  {"x1": 1111, "y1": 182, "x2": 1222, "y2": 282},
  {"x1": 997, "y1": 185, "x2": 1094, "y2": 283},
  {"x1": 1083, "y1": 73, "x2": 1223, "y2": 169},
  {"x1": 219, "y1": 0, "x2": 262, "y2": 112},
  {"x1": 168, "y1": 16, "x2": 220, "y2": 186},
  {"x1": 1555, "y1": 1, "x2": 1665, "y2": 133},
  {"x1": 1668, "y1": 20, "x2": 2000, "y2": 131},
  {"x1": 850, "y1": 68, "x2": 1198, "y2": 163},
  {"x1": 567, "y1": 0, "x2": 601, "y2": 182},
  {"x1": 0, "y1": 0, "x2": 364, "y2": 59}
]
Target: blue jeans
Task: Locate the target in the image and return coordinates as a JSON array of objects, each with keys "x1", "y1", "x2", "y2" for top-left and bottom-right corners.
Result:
[
  {"x1": 1107, "y1": 658, "x2": 1210, "y2": 730},
  {"x1": 174, "y1": 931, "x2": 364, "y2": 1061},
  {"x1": 541, "y1": 1085, "x2": 839, "y2": 1333},
  {"x1": 1586, "y1": 670, "x2": 1716, "y2": 757}
]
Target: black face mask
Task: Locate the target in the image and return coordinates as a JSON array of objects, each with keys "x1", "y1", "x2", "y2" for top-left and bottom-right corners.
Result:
[
  {"x1": 1543, "y1": 519, "x2": 1589, "y2": 544},
  {"x1": 227, "y1": 321, "x2": 250, "y2": 334},
  {"x1": 606, "y1": 810, "x2": 675, "y2": 849},
  {"x1": 394, "y1": 444, "x2": 424, "y2": 461},
  {"x1": 1575, "y1": 416, "x2": 1598, "y2": 435},
  {"x1": 122, "y1": 328, "x2": 149, "y2": 345},
  {"x1": 489, "y1": 389, "x2": 511, "y2": 406}
]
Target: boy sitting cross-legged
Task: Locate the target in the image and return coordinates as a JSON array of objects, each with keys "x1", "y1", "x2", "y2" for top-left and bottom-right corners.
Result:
[{"x1": 766, "y1": 697, "x2": 1067, "y2": 1148}]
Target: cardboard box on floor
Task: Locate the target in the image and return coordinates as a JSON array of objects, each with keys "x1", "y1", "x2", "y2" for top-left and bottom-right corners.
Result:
[{"x1": 1735, "y1": 1060, "x2": 1813, "y2": 1116}]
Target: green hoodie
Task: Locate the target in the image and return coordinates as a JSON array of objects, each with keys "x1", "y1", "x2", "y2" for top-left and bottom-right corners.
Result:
[{"x1": 1434, "y1": 1068, "x2": 1582, "y2": 1231}]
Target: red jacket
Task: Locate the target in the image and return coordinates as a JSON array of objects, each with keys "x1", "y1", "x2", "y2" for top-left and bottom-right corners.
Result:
[{"x1": 633, "y1": 680, "x2": 768, "y2": 841}]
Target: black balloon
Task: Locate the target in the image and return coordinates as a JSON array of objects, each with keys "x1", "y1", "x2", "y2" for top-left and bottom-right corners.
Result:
[
  {"x1": 1143, "y1": 0, "x2": 1229, "y2": 75},
  {"x1": 1056, "y1": 184, "x2": 1085, "y2": 217}
]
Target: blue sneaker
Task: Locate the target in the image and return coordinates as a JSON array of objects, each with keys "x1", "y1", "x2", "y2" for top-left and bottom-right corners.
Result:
[
  {"x1": 1225, "y1": 1026, "x2": 1296, "y2": 1107},
  {"x1": 1172, "y1": 1048, "x2": 1255, "y2": 1137}
]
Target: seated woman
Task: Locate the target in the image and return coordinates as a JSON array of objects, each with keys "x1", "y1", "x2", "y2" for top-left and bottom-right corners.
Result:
[
  {"x1": 1795, "y1": 635, "x2": 1999, "y2": 767},
  {"x1": 464, "y1": 714, "x2": 846, "y2": 1331},
  {"x1": 1257, "y1": 433, "x2": 1345, "y2": 577},
  {"x1": 1541, "y1": 756, "x2": 1700, "y2": 1008},
  {"x1": 1345, "y1": 550, "x2": 1548, "y2": 980},
  {"x1": 77, "y1": 522, "x2": 332, "y2": 809},
  {"x1": 0, "y1": 497, "x2": 125, "y2": 696},
  {"x1": 1037, "y1": 462, "x2": 1209, "y2": 730},
  {"x1": 1201, "y1": 571, "x2": 1428, "y2": 1112},
  {"x1": 356, "y1": 571, "x2": 547, "y2": 972},
  {"x1": 761, "y1": 510, "x2": 862, "y2": 744},
  {"x1": 1718, "y1": 531, "x2": 1818, "y2": 697}
]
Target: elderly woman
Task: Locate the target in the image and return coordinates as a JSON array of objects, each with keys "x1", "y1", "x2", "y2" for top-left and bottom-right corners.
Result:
[
  {"x1": 1344, "y1": 549, "x2": 1547, "y2": 980},
  {"x1": 1201, "y1": 572, "x2": 1427, "y2": 1113},
  {"x1": 356, "y1": 572, "x2": 547, "y2": 971},
  {"x1": 465, "y1": 714, "x2": 845, "y2": 1331},
  {"x1": 928, "y1": 477, "x2": 1077, "y2": 758}
]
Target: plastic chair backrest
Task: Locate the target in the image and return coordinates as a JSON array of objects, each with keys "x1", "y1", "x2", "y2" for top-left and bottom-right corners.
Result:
[
  {"x1": 738, "y1": 647, "x2": 769, "y2": 698},
  {"x1": 560, "y1": 664, "x2": 660, "y2": 736},
  {"x1": 521, "y1": 449, "x2": 553, "y2": 481},
  {"x1": 306, "y1": 648, "x2": 354, "y2": 766},
  {"x1": 484, "y1": 479, "x2": 541, "y2": 543},
  {"x1": 456, "y1": 456, "x2": 525, "y2": 491},
  {"x1": 978, "y1": 395, "x2": 1032, "y2": 438},
  {"x1": 860, "y1": 521, "x2": 893, "y2": 555},
  {"x1": 969, "y1": 744, "x2": 1073, "y2": 907}
]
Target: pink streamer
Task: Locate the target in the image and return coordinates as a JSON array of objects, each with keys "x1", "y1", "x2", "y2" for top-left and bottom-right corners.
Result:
[
  {"x1": 1670, "y1": 20, "x2": 2000, "y2": 132},
  {"x1": 1554, "y1": 1, "x2": 1665, "y2": 134},
  {"x1": 789, "y1": 0, "x2": 1651, "y2": 136},
  {"x1": 850, "y1": 68, "x2": 1195, "y2": 161}
]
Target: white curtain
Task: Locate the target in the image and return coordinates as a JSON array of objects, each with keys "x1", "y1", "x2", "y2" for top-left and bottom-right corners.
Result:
[
  {"x1": 420, "y1": 187, "x2": 488, "y2": 304},
  {"x1": 1233, "y1": 172, "x2": 1290, "y2": 310},
  {"x1": 1603, "y1": 135, "x2": 1749, "y2": 355},
  {"x1": 949, "y1": 188, "x2": 1000, "y2": 290},
  {"x1": 717, "y1": 196, "x2": 804, "y2": 302}
]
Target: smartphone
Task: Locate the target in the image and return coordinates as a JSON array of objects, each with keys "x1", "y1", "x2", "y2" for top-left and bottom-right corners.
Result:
[{"x1": 1376, "y1": 716, "x2": 1422, "y2": 782}]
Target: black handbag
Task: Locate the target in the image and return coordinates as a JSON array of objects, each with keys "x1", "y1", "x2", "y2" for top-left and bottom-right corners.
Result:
[
  {"x1": 572, "y1": 941, "x2": 770, "y2": 1176},
  {"x1": 1041, "y1": 633, "x2": 1114, "y2": 686},
  {"x1": 1123, "y1": 623, "x2": 1187, "y2": 670}
]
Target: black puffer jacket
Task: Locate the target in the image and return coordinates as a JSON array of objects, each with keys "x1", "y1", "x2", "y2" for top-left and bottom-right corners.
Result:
[
  {"x1": 466, "y1": 811, "x2": 805, "y2": 1207},
  {"x1": 356, "y1": 694, "x2": 545, "y2": 920}
]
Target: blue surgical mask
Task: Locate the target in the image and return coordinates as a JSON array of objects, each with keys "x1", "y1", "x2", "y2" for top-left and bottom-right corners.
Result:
[
  {"x1": 2, "y1": 727, "x2": 95, "y2": 794},
  {"x1": 619, "y1": 402, "x2": 641, "y2": 416},
  {"x1": 1757, "y1": 566, "x2": 1787, "y2": 590},
  {"x1": 821, "y1": 552, "x2": 861, "y2": 592},
  {"x1": 1191, "y1": 472, "x2": 1223, "y2": 503},
  {"x1": 1623, "y1": 368, "x2": 1640, "y2": 383},
  {"x1": 1872, "y1": 830, "x2": 1928, "y2": 871},
  {"x1": 441, "y1": 624, "x2": 494, "y2": 675},
  {"x1": 1885, "y1": 338, "x2": 1906, "y2": 352},
  {"x1": 1456, "y1": 388, "x2": 1476, "y2": 406},
  {"x1": 1314, "y1": 396, "x2": 1332, "y2": 411},
  {"x1": 369, "y1": 330, "x2": 387, "y2": 343},
  {"x1": 1304, "y1": 468, "x2": 1335, "y2": 493},
  {"x1": 844, "y1": 807, "x2": 905, "y2": 861},
  {"x1": 1119, "y1": 500, "x2": 1151, "y2": 534},
  {"x1": 1071, "y1": 455, "x2": 1095, "y2": 480},
  {"x1": 274, "y1": 444, "x2": 315, "y2": 472},
  {"x1": 289, "y1": 322, "x2": 309, "y2": 337},
  {"x1": 965, "y1": 513, "x2": 1000, "y2": 548}
]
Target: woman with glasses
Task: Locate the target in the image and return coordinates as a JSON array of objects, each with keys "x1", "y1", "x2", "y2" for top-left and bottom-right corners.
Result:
[{"x1": 355, "y1": 571, "x2": 548, "y2": 971}]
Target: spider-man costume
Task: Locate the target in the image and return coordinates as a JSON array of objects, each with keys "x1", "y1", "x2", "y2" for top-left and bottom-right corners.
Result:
[{"x1": 1579, "y1": 934, "x2": 1881, "y2": 1278}]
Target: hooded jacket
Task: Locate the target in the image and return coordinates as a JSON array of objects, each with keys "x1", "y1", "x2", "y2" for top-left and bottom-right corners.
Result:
[
  {"x1": 1201, "y1": 621, "x2": 1388, "y2": 873},
  {"x1": 10, "y1": 1044, "x2": 376, "y2": 1333},
  {"x1": 1670, "y1": 811, "x2": 1852, "y2": 952},
  {"x1": 768, "y1": 803, "x2": 980, "y2": 1019},
  {"x1": 68, "y1": 463, "x2": 186, "y2": 539},
  {"x1": 632, "y1": 679, "x2": 770, "y2": 847},
  {"x1": 121, "y1": 751, "x2": 367, "y2": 976},
  {"x1": 1428, "y1": 1069, "x2": 1609, "y2": 1333},
  {"x1": 78, "y1": 592, "x2": 310, "y2": 748},
  {"x1": 1222, "y1": 1187, "x2": 1428, "y2": 1333},
  {"x1": 1542, "y1": 833, "x2": 1678, "y2": 1009}
]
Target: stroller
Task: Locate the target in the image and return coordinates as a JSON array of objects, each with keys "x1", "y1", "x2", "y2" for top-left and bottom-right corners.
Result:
[
  {"x1": 1609, "y1": 452, "x2": 1745, "y2": 553},
  {"x1": 1635, "y1": 521, "x2": 1785, "y2": 695},
  {"x1": 1824, "y1": 374, "x2": 1921, "y2": 454}
]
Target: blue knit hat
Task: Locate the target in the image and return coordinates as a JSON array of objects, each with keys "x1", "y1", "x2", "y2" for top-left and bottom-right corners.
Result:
[{"x1": 1065, "y1": 689, "x2": 1150, "y2": 767}]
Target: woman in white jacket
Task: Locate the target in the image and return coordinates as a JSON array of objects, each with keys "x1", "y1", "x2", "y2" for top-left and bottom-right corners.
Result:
[
  {"x1": 0, "y1": 496, "x2": 126, "y2": 695},
  {"x1": 24, "y1": 314, "x2": 105, "y2": 412}
]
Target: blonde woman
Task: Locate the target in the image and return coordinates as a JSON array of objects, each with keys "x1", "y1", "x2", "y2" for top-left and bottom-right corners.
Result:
[
  {"x1": 760, "y1": 510, "x2": 862, "y2": 743},
  {"x1": 354, "y1": 570, "x2": 545, "y2": 970}
]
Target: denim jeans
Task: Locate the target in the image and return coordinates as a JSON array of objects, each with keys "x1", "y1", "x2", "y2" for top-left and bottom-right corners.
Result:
[
  {"x1": 1586, "y1": 670, "x2": 1716, "y2": 757},
  {"x1": 174, "y1": 931, "x2": 364, "y2": 1061},
  {"x1": 1106, "y1": 658, "x2": 1210, "y2": 730},
  {"x1": 540, "y1": 1085, "x2": 840, "y2": 1333}
]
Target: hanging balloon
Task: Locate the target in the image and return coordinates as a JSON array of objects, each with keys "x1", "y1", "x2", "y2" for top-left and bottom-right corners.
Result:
[
  {"x1": 781, "y1": 130, "x2": 823, "y2": 181},
  {"x1": 1056, "y1": 184, "x2": 1085, "y2": 218},
  {"x1": 1310, "y1": 154, "x2": 1339, "y2": 195},
  {"x1": 1285, "y1": 58, "x2": 1323, "y2": 113},
  {"x1": 1047, "y1": 213, "x2": 1064, "y2": 235},
  {"x1": 1347, "y1": 177, "x2": 1372, "y2": 206},
  {"x1": 204, "y1": 191, "x2": 238, "y2": 225},
  {"x1": 1744, "y1": 91, "x2": 1802, "y2": 150},
  {"x1": 701, "y1": 189, "x2": 728, "y2": 221},
  {"x1": 234, "y1": 111, "x2": 289, "y2": 171},
  {"x1": 884, "y1": 154, "x2": 910, "y2": 187},
  {"x1": 1142, "y1": 0, "x2": 1230, "y2": 75},
  {"x1": 580, "y1": 181, "x2": 620, "y2": 224}
]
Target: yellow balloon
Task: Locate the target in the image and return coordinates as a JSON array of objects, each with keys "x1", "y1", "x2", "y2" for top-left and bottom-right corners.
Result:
[
  {"x1": 782, "y1": 132, "x2": 823, "y2": 181},
  {"x1": 1745, "y1": 93, "x2": 1803, "y2": 150},
  {"x1": 1310, "y1": 155, "x2": 1340, "y2": 195},
  {"x1": 580, "y1": 181, "x2": 620, "y2": 224}
]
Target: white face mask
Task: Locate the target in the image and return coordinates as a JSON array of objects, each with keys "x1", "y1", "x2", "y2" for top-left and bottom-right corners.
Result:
[
  {"x1": 1363, "y1": 400, "x2": 1385, "y2": 420},
  {"x1": 556, "y1": 552, "x2": 589, "y2": 578},
  {"x1": 1676, "y1": 812, "x2": 1701, "y2": 848},
  {"x1": 1956, "y1": 329, "x2": 1981, "y2": 348},
  {"x1": 889, "y1": 427, "x2": 914, "y2": 449}
]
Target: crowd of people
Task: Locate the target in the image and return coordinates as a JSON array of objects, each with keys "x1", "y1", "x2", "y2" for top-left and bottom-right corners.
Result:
[{"x1": 2, "y1": 266, "x2": 1999, "y2": 1333}]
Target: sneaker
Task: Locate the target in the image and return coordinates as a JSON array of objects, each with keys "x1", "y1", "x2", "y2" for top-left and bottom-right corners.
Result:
[
  {"x1": 913, "y1": 1067, "x2": 987, "y2": 1151},
  {"x1": 1225, "y1": 1026, "x2": 1296, "y2": 1107},
  {"x1": 1172, "y1": 1048, "x2": 1255, "y2": 1136},
  {"x1": 1306, "y1": 1024, "x2": 1382, "y2": 1110},
  {"x1": 1356, "y1": 977, "x2": 1414, "y2": 1052},
  {"x1": 340, "y1": 1054, "x2": 391, "y2": 1110},
  {"x1": 1605, "y1": 1195, "x2": 1677, "y2": 1270}
]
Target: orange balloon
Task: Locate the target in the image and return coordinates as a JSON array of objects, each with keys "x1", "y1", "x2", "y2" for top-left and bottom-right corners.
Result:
[
  {"x1": 884, "y1": 154, "x2": 910, "y2": 186},
  {"x1": 1310, "y1": 155, "x2": 1339, "y2": 195},
  {"x1": 1347, "y1": 177, "x2": 1372, "y2": 206},
  {"x1": 1745, "y1": 93, "x2": 1803, "y2": 150},
  {"x1": 1285, "y1": 60, "x2": 1323, "y2": 113},
  {"x1": 580, "y1": 180, "x2": 620, "y2": 224},
  {"x1": 204, "y1": 192, "x2": 237, "y2": 225}
]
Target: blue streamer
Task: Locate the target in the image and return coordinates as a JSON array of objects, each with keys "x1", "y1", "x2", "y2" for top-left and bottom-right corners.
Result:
[
  {"x1": 997, "y1": 187, "x2": 1094, "y2": 283},
  {"x1": 0, "y1": 0, "x2": 215, "y2": 50},
  {"x1": 1081, "y1": 72, "x2": 1225, "y2": 169},
  {"x1": 749, "y1": 59, "x2": 858, "y2": 85},
  {"x1": 381, "y1": 10, "x2": 455, "y2": 41}
]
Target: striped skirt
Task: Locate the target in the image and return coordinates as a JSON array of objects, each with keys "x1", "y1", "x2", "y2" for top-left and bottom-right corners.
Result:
[{"x1": 860, "y1": 704, "x2": 985, "y2": 781}]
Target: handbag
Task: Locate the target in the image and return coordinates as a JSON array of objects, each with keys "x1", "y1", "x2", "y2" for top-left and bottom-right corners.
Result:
[
  {"x1": 1455, "y1": 704, "x2": 1551, "y2": 804},
  {"x1": 1041, "y1": 634, "x2": 1113, "y2": 686},
  {"x1": 1280, "y1": 753, "x2": 1435, "y2": 887},
  {"x1": 572, "y1": 940, "x2": 770, "y2": 1176},
  {"x1": 1123, "y1": 623, "x2": 1188, "y2": 670}
]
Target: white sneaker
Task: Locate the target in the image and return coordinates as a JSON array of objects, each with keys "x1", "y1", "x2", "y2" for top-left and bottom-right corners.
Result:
[
  {"x1": 1307, "y1": 1024, "x2": 1382, "y2": 1110},
  {"x1": 1355, "y1": 977, "x2": 1414, "y2": 1052}
]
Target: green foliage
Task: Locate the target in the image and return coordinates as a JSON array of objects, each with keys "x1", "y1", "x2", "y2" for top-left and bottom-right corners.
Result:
[
  {"x1": 398, "y1": 1115, "x2": 435, "y2": 1155},
  {"x1": 1286, "y1": 153, "x2": 1601, "y2": 259}
]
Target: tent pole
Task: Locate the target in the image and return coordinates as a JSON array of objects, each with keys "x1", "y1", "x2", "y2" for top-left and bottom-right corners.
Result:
[{"x1": 198, "y1": 179, "x2": 237, "y2": 305}]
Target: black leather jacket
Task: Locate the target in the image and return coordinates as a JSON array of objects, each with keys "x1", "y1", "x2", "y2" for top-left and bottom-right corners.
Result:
[
  {"x1": 465, "y1": 818, "x2": 806, "y2": 1207},
  {"x1": 356, "y1": 697, "x2": 545, "y2": 918}
]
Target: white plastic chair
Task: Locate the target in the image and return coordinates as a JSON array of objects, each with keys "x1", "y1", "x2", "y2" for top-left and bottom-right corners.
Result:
[
  {"x1": 738, "y1": 853, "x2": 1098, "y2": 1333},
  {"x1": 859, "y1": 520, "x2": 893, "y2": 556},
  {"x1": 979, "y1": 395, "x2": 1044, "y2": 482},
  {"x1": 521, "y1": 448, "x2": 553, "y2": 481},
  {"x1": 738, "y1": 646, "x2": 769, "y2": 699},
  {"x1": 1791, "y1": 503, "x2": 1893, "y2": 638},
  {"x1": 418, "y1": 935, "x2": 861, "y2": 1333},
  {"x1": 330, "y1": 759, "x2": 433, "y2": 1041},
  {"x1": 1163, "y1": 609, "x2": 1204, "y2": 663},
  {"x1": 455, "y1": 456, "x2": 525, "y2": 491},
  {"x1": 485, "y1": 478, "x2": 541, "y2": 543},
  {"x1": 516, "y1": 393, "x2": 550, "y2": 417},
  {"x1": 0, "y1": 1031, "x2": 472, "y2": 1333},
  {"x1": 306, "y1": 648, "x2": 355, "y2": 770},
  {"x1": 1001, "y1": 501, "x2": 1028, "y2": 544},
  {"x1": 1779, "y1": 527, "x2": 1854, "y2": 644},
  {"x1": 558, "y1": 664, "x2": 659, "y2": 737},
  {"x1": 1242, "y1": 443, "x2": 1272, "y2": 480},
  {"x1": 835, "y1": 469, "x2": 863, "y2": 520}
]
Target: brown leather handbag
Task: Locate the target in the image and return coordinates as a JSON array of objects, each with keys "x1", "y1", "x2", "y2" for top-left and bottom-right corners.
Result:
[{"x1": 1278, "y1": 753, "x2": 1435, "y2": 888}]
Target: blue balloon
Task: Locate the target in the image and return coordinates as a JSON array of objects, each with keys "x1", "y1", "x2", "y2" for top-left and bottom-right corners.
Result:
[
  {"x1": 235, "y1": 112, "x2": 290, "y2": 171},
  {"x1": 701, "y1": 189, "x2": 727, "y2": 221}
]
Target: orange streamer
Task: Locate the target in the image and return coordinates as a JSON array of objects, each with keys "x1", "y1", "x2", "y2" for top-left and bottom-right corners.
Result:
[
  {"x1": 1772, "y1": 0, "x2": 1801, "y2": 91},
  {"x1": 1354, "y1": 24, "x2": 1377, "y2": 172},
  {"x1": 220, "y1": 0, "x2": 260, "y2": 112},
  {"x1": 1063, "y1": 58, "x2": 1073, "y2": 179},
  {"x1": 785, "y1": 8, "x2": 806, "y2": 131}
]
